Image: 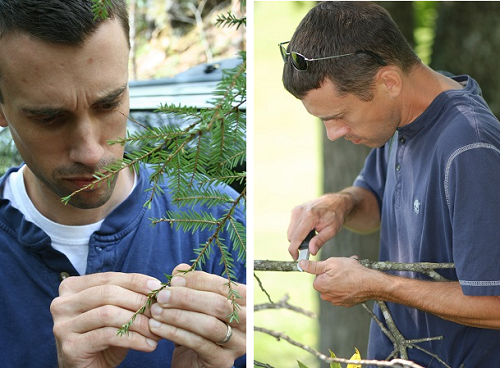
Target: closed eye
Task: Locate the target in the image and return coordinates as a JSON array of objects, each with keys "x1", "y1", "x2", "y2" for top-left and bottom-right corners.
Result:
[
  {"x1": 93, "y1": 85, "x2": 127, "y2": 112},
  {"x1": 96, "y1": 99, "x2": 122, "y2": 112},
  {"x1": 24, "y1": 108, "x2": 66, "y2": 126}
]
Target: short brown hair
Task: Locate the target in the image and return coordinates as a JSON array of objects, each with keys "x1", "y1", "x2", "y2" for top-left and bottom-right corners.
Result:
[
  {"x1": 282, "y1": 2, "x2": 420, "y2": 101},
  {"x1": 0, "y1": 0, "x2": 130, "y2": 103}
]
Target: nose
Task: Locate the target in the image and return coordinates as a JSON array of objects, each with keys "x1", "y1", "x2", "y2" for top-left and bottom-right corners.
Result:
[
  {"x1": 68, "y1": 116, "x2": 105, "y2": 167},
  {"x1": 323, "y1": 120, "x2": 350, "y2": 141}
]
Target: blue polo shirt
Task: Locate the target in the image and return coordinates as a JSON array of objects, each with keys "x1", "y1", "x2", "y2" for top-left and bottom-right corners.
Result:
[
  {"x1": 0, "y1": 165, "x2": 246, "y2": 368},
  {"x1": 354, "y1": 75, "x2": 500, "y2": 367}
]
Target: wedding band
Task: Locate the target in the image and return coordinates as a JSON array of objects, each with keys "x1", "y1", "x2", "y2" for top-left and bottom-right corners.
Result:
[{"x1": 217, "y1": 323, "x2": 233, "y2": 345}]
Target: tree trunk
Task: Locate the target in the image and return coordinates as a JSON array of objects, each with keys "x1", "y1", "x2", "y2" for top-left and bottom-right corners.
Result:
[
  {"x1": 319, "y1": 136, "x2": 380, "y2": 360},
  {"x1": 378, "y1": 1, "x2": 415, "y2": 48},
  {"x1": 430, "y1": 1, "x2": 500, "y2": 118}
]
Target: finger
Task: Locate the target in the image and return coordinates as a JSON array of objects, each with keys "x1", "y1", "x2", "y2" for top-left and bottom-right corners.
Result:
[
  {"x1": 51, "y1": 284, "x2": 152, "y2": 319},
  {"x1": 150, "y1": 303, "x2": 241, "y2": 346},
  {"x1": 58, "y1": 272, "x2": 159, "y2": 297},
  {"x1": 172, "y1": 263, "x2": 192, "y2": 275},
  {"x1": 148, "y1": 313, "x2": 244, "y2": 362},
  {"x1": 170, "y1": 269, "x2": 246, "y2": 304},
  {"x1": 54, "y1": 304, "x2": 159, "y2": 340},
  {"x1": 154, "y1": 286, "x2": 240, "y2": 324},
  {"x1": 58, "y1": 327, "x2": 159, "y2": 358},
  {"x1": 311, "y1": 226, "x2": 341, "y2": 255},
  {"x1": 297, "y1": 260, "x2": 328, "y2": 275},
  {"x1": 286, "y1": 204, "x2": 304, "y2": 241},
  {"x1": 288, "y1": 222, "x2": 317, "y2": 260}
]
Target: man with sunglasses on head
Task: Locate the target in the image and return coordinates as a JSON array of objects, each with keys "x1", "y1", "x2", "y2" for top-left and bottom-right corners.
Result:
[
  {"x1": 0, "y1": 1, "x2": 246, "y2": 367},
  {"x1": 284, "y1": 2, "x2": 500, "y2": 367}
]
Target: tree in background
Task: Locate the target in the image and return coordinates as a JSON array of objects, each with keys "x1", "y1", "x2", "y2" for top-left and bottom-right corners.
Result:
[
  {"x1": 430, "y1": 1, "x2": 500, "y2": 118},
  {"x1": 128, "y1": 0, "x2": 244, "y2": 79}
]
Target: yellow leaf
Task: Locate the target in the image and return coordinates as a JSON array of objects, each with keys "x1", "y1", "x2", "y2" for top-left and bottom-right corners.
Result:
[
  {"x1": 328, "y1": 349, "x2": 342, "y2": 368},
  {"x1": 346, "y1": 347, "x2": 361, "y2": 368}
]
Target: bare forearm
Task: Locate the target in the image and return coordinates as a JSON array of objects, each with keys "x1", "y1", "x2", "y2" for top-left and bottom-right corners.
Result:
[
  {"x1": 339, "y1": 186, "x2": 380, "y2": 233},
  {"x1": 372, "y1": 273, "x2": 500, "y2": 329}
]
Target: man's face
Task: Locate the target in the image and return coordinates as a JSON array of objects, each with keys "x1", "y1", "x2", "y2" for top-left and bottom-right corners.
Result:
[
  {"x1": 0, "y1": 19, "x2": 130, "y2": 209},
  {"x1": 301, "y1": 78, "x2": 401, "y2": 148}
]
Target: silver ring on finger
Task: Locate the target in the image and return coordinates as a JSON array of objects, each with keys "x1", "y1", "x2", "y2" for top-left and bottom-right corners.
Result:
[{"x1": 216, "y1": 323, "x2": 233, "y2": 345}]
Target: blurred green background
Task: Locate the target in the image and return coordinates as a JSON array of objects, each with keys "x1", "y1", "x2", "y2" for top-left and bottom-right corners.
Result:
[{"x1": 253, "y1": 2, "x2": 322, "y2": 367}]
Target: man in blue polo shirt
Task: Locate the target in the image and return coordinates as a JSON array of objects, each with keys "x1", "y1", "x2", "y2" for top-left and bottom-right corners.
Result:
[
  {"x1": 0, "y1": 1, "x2": 246, "y2": 368},
  {"x1": 283, "y1": 2, "x2": 500, "y2": 367}
]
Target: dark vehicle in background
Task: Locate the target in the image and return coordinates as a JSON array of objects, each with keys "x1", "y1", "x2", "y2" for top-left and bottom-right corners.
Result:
[{"x1": 0, "y1": 58, "x2": 246, "y2": 192}]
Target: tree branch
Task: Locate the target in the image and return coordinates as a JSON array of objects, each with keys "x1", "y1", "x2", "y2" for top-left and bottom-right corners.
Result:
[
  {"x1": 255, "y1": 259, "x2": 456, "y2": 367},
  {"x1": 254, "y1": 294, "x2": 316, "y2": 318},
  {"x1": 254, "y1": 259, "x2": 455, "y2": 280},
  {"x1": 255, "y1": 326, "x2": 425, "y2": 368}
]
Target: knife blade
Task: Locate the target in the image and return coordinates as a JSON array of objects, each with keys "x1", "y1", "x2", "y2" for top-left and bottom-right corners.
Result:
[{"x1": 297, "y1": 230, "x2": 316, "y2": 272}]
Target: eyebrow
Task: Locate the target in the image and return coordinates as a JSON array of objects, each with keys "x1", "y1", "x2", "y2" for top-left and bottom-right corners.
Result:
[
  {"x1": 93, "y1": 84, "x2": 128, "y2": 106},
  {"x1": 21, "y1": 84, "x2": 128, "y2": 116},
  {"x1": 320, "y1": 112, "x2": 344, "y2": 122}
]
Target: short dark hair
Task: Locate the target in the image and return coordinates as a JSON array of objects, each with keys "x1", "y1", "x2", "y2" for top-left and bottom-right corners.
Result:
[
  {"x1": 282, "y1": 1, "x2": 420, "y2": 101},
  {"x1": 0, "y1": 0, "x2": 129, "y2": 45},
  {"x1": 0, "y1": 0, "x2": 129, "y2": 103}
]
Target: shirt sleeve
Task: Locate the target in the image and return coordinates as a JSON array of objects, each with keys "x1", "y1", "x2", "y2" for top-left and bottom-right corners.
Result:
[{"x1": 445, "y1": 143, "x2": 500, "y2": 296}]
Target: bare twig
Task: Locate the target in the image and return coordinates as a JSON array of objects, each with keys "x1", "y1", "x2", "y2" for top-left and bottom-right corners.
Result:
[
  {"x1": 255, "y1": 326, "x2": 425, "y2": 368},
  {"x1": 254, "y1": 260, "x2": 298, "y2": 272},
  {"x1": 255, "y1": 259, "x2": 455, "y2": 367},
  {"x1": 254, "y1": 259, "x2": 454, "y2": 277},
  {"x1": 358, "y1": 259, "x2": 454, "y2": 282},
  {"x1": 254, "y1": 272, "x2": 273, "y2": 303},
  {"x1": 254, "y1": 294, "x2": 316, "y2": 318}
]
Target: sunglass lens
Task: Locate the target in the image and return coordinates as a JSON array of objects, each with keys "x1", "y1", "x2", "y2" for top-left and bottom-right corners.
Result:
[{"x1": 291, "y1": 52, "x2": 308, "y2": 71}]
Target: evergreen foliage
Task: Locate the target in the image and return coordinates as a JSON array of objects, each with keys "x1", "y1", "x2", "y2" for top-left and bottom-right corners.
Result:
[{"x1": 80, "y1": 0, "x2": 247, "y2": 335}]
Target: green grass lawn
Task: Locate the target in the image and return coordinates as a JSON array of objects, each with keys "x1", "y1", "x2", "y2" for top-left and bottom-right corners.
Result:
[{"x1": 253, "y1": 2, "x2": 323, "y2": 367}]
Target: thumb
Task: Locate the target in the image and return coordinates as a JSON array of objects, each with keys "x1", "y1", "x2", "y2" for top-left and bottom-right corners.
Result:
[
  {"x1": 172, "y1": 263, "x2": 191, "y2": 275},
  {"x1": 298, "y1": 260, "x2": 327, "y2": 275}
]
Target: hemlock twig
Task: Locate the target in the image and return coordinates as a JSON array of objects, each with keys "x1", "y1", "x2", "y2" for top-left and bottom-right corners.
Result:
[{"x1": 117, "y1": 283, "x2": 168, "y2": 336}]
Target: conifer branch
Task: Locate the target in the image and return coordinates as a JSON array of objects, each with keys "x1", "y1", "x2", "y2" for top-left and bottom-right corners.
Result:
[
  {"x1": 82, "y1": 4, "x2": 246, "y2": 337},
  {"x1": 215, "y1": 12, "x2": 246, "y2": 30},
  {"x1": 117, "y1": 281, "x2": 169, "y2": 336},
  {"x1": 90, "y1": 0, "x2": 113, "y2": 20}
]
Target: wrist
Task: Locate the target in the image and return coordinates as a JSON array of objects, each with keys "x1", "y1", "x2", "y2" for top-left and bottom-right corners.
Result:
[
  {"x1": 336, "y1": 190, "x2": 356, "y2": 223},
  {"x1": 363, "y1": 268, "x2": 396, "y2": 301}
]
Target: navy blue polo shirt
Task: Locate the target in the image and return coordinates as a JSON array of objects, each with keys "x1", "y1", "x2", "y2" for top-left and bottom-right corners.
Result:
[
  {"x1": 354, "y1": 75, "x2": 500, "y2": 367},
  {"x1": 0, "y1": 165, "x2": 246, "y2": 368}
]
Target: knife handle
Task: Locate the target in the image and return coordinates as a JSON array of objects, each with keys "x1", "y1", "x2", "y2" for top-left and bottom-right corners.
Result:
[{"x1": 298, "y1": 230, "x2": 316, "y2": 250}]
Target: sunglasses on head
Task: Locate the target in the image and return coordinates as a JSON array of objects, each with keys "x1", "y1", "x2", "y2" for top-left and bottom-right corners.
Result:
[{"x1": 279, "y1": 41, "x2": 387, "y2": 71}]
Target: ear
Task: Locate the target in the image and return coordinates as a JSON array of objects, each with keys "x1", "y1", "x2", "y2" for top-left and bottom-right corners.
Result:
[
  {"x1": 0, "y1": 86, "x2": 8, "y2": 127},
  {"x1": 0, "y1": 105, "x2": 7, "y2": 128},
  {"x1": 377, "y1": 67, "x2": 403, "y2": 98},
  {"x1": 0, "y1": 102, "x2": 8, "y2": 128}
]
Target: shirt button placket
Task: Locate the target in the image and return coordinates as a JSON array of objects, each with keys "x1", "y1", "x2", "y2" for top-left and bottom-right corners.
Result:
[
  {"x1": 394, "y1": 134, "x2": 405, "y2": 208},
  {"x1": 396, "y1": 135, "x2": 405, "y2": 172}
]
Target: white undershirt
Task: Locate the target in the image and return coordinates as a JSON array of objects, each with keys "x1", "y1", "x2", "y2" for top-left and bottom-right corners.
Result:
[{"x1": 3, "y1": 165, "x2": 135, "y2": 275}]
